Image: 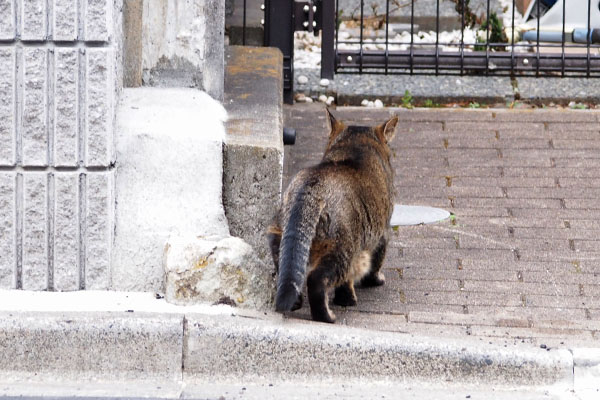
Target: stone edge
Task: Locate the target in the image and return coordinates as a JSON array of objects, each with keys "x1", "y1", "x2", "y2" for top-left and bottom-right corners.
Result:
[
  {"x1": 294, "y1": 68, "x2": 600, "y2": 106},
  {"x1": 0, "y1": 308, "x2": 589, "y2": 390}
]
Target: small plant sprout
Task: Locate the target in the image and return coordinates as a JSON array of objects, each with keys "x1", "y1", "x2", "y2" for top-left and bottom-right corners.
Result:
[{"x1": 402, "y1": 90, "x2": 414, "y2": 109}]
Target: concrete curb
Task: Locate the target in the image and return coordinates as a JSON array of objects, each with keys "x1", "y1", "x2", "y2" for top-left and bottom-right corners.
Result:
[
  {"x1": 0, "y1": 292, "x2": 594, "y2": 392},
  {"x1": 184, "y1": 312, "x2": 573, "y2": 387},
  {"x1": 0, "y1": 311, "x2": 183, "y2": 382}
]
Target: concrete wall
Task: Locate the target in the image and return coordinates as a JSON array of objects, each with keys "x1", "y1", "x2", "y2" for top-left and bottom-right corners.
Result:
[
  {"x1": 140, "y1": 0, "x2": 225, "y2": 100},
  {"x1": 0, "y1": 0, "x2": 122, "y2": 290},
  {"x1": 0, "y1": 0, "x2": 230, "y2": 293}
]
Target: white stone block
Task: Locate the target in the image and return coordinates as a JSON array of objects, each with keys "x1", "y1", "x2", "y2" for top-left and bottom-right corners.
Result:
[
  {"x1": 0, "y1": 0, "x2": 15, "y2": 40},
  {"x1": 54, "y1": 49, "x2": 79, "y2": 166},
  {"x1": 0, "y1": 48, "x2": 15, "y2": 166},
  {"x1": 84, "y1": 0, "x2": 110, "y2": 41},
  {"x1": 85, "y1": 49, "x2": 113, "y2": 167},
  {"x1": 113, "y1": 88, "x2": 229, "y2": 291},
  {"x1": 573, "y1": 348, "x2": 600, "y2": 389},
  {"x1": 53, "y1": 0, "x2": 78, "y2": 41},
  {"x1": 22, "y1": 0, "x2": 47, "y2": 40},
  {"x1": 22, "y1": 48, "x2": 48, "y2": 167},
  {"x1": 0, "y1": 173, "x2": 16, "y2": 289},
  {"x1": 23, "y1": 173, "x2": 48, "y2": 290},
  {"x1": 85, "y1": 172, "x2": 112, "y2": 289},
  {"x1": 54, "y1": 173, "x2": 80, "y2": 291},
  {"x1": 164, "y1": 235, "x2": 274, "y2": 309}
]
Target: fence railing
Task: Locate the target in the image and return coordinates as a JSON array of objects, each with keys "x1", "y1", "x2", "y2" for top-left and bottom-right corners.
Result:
[
  {"x1": 332, "y1": 0, "x2": 600, "y2": 77},
  {"x1": 226, "y1": 0, "x2": 600, "y2": 102}
]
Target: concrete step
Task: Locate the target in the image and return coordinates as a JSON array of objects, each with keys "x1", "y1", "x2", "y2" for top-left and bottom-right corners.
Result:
[
  {"x1": 222, "y1": 45, "x2": 284, "y2": 267},
  {"x1": 1, "y1": 290, "x2": 598, "y2": 393},
  {"x1": 0, "y1": 381, "x2": 586, "y2": 399}
]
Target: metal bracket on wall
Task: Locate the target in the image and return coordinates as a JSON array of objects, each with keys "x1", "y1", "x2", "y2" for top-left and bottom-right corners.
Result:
[{"x1": 294, "y1": 1, "x2": 322, "y2": 33}]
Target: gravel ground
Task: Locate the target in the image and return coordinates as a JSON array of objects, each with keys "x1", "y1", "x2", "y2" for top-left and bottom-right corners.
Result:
[{"x1": 294, "y1": 67, "x2": 600, "y2": 107}]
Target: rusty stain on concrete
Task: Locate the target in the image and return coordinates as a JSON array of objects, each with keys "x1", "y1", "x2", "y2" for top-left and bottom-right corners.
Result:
[{"x1": 227, "y1": 46, "x2": 281, "y2": 80}]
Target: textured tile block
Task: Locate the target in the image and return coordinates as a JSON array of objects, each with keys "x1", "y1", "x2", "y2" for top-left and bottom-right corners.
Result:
[
  {"x1": 23, "y1": 173, "x2": 48, "y2": 290},
  {"x1": 85, "y1": 172, "x2": 112, "y2": 289},
  {"x1": 84, "y1": 0, "x2": 110, "y2": 41},
  {"x1": 22, "y1": 0, "x2": 47, "y2": 40},
  {"x1": 22, "y1": 48, "x2": 48, "y2": 167},
  {"x1": 53, "y1": 0, "x2": 78, "y2": 41},
  {"x1": 0, "y1": 48, "x2": 15, "y2": 166},
  {"x1": 0, "y1": 173, "x2": 16, "y2": 288},
  {"x1": 0, "y1": 0, "x2": 15, "y2": 39},
  {"x1": 54, "y1": 49, "x2": 79, "y2": 166},
  {"x1": 54, "y1": 173, "x2": 79, "y2": 291},
  {"x1": 85, "y1": 49, "x2": 113, "y2": 167}
]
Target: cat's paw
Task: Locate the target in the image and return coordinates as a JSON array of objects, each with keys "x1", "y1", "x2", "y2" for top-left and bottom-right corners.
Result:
[
  {"x1": 312, "y1": 309, "x2": 336, "y2": 324},
  {"x1": 333, "y1": 293, "x2": 358, "y2": 307},
  {"x1": 333, "y1": 285, "x2": 358, "y2": 306},
  {"x1": 360, "y1": 272, "x2": 386, "y2": 287},
  {"x1": 291, "y1": 294, "x2": 303, "y2": 311}
]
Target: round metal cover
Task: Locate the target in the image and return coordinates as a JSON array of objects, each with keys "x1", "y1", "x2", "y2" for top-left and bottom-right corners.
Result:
[{"x1": 390, "y1": 205, "x2": 451, "y2": 226}]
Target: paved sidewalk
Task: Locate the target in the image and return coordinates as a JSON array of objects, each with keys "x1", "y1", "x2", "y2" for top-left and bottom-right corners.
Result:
[{"x1": 284, "y1": 104, "x2": 600, "y2": 348}]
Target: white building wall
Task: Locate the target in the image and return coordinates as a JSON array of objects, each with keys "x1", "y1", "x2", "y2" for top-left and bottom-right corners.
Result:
[{"x1": 0, "y1": 0, "x2": 122, "y2": 291}]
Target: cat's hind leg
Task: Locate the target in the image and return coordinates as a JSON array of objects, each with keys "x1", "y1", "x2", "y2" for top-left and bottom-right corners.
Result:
[
  {"x1": 333, "y1": 250, "x2": 370, "y2": 306},
  {"x1": 333, "y1": 281, "x2": 358, "y2": 307},
  {"x1": 307, "y1": 252, "x2": 347, "y2": 323},
  {"x1": 360, "y1": 236, "x2": 387, "y2": 287},
  {"x1": 267, "y1": 224, "x2": 282, "y2": 273}
]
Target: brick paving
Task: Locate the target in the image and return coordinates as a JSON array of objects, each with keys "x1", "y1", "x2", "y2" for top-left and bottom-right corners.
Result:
[{"x1": 283, "y1": 104, "x2": 600, "y2": 348}]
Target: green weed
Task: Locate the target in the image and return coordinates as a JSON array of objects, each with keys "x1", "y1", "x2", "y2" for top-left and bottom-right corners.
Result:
[
  {"x1": 423, "y1": 99, "x2": 441, "y2": 108},
  {"x1": 402, "y1": 90, "x2": 414, "y2": 109}
]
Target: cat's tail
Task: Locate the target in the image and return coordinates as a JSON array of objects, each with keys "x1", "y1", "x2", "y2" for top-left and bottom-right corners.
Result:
[{"x1": 275, "y1": 188, "x2": 323, "y2": 312}]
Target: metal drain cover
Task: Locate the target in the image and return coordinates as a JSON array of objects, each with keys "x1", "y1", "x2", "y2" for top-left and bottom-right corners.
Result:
[{"x1": 390, "y1": 205, "x2": 451, "y2": 226}]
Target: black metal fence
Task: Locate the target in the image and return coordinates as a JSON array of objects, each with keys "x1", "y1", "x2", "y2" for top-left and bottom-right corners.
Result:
[
  {"x1": 227, "y1": 0, "x2": 600, "y2": 102},
  {"x1": 333, "y1": 0, "x2": 600, "y2": 77}
]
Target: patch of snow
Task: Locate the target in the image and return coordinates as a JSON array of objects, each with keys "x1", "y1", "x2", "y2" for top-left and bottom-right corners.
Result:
[{"x1": 390, "y1": 205, "x2": 451, "y2": 226}]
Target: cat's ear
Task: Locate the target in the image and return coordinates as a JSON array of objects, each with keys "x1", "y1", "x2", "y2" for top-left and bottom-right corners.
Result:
[
  {"x1": 376, "y1": 115, "x2": 399, "y2": 143},
  {"x1": 325, "y1": 107, "x2": 341, "y2": 133},
  {"x1": 325, "y1": 108, "x2": 345, "y2": 150}
]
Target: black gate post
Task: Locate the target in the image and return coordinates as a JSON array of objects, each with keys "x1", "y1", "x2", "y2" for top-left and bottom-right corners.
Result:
[
  {"x1": 264, "y1": 0, "x2": 295, "y2": 104},
  {"x1": 320, "y1": 0, "x2": 335, "y2": 79}
]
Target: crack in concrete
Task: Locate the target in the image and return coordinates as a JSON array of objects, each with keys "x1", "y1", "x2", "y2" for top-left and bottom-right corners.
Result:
[{"x1": 430, "y1": 225, "x2": 516, "y2": 251}]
